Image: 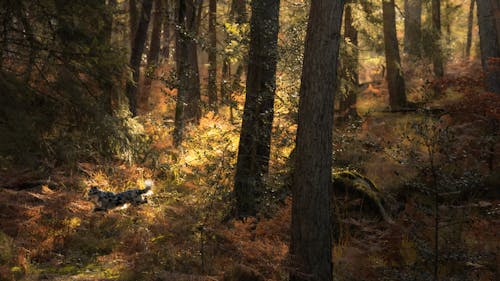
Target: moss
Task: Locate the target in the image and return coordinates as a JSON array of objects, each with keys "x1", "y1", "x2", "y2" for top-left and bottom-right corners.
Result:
[{"x1": 332, "y1": 170, "x2": 393, "y2": 224}]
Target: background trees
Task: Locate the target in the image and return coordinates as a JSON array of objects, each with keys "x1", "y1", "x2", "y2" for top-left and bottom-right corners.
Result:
[{"x1": 1, "y1": 0, "x2": 499, "y2": 280}]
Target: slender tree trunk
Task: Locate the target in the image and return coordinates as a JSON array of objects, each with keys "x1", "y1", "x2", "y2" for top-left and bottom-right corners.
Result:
[
  {"x1": 207, "y1": 0, "x2": 217, "y2": 111},
  {"x1": 477, "y1": 0, "x2": 500, "y2": 93},
  {"x1": 465, "y1": 0, "x2": 476, "y2": 59},
  {"x1": 233, "y1": 0, "x2": 280, "y2": 219},
  {"x1": 148, "y1": 0, "x2": 163, "y2": 67},
  {"x1": 142, "y1": 0, "x2": 163, "y2": 109},
  {"x1": 383, "y1": 0, "x2": 407, "y2": 109},
  {"x1": 161, "y1": 0, "x2": 171, "y2": 60},
  {"x1": 103, "y1": 0, "x2": 117, "y2": 114},
  {"x1": 125, "y1": 0, "x2": 154, "y2": 116},
  {"x1": 404, "y1": 0, "x2": 422, "y2": 58},
  {"x1": 432, "y1": 0, "x2": 445, "y2": 77},
  {"x1": 129, "y1": 0, "x2": 139, "y2": 49},
  {"x1": 339, "y1": 4, "x2": 359, "y2": 121},
  {"x1": 290, "y1": 1, "x2": 344, "y2": 281},
  {"x1": 173, "y1": 0, "x2": 201, "y2": 146}
]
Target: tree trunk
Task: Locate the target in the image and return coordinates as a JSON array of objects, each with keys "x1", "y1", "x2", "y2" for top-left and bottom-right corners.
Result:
[
  {"x1": 339, "y1": 4, "x2": 359, "y2": 121},
  {"x1": 233, "y1": 0, "x2": 280, "y2": 218},
  {"x1": 231, "y1": 0, "x2": 247, "y2": 24},
  {"x1": 465, "y1": 0, "x2": 476, "y2": 59},
  {"x1": 432, "y1": 0, "x2": 445, "y2": 77},
  {"x1": 161, "y1": 0, "x2": 171, "y2": 60},
  {"x1": 148, "y1": 0, "x2": 163, "y2": 67},
  {"x1": 290, "y1": 1, "x2": 344, "y2": 281},
  {"x1": 173, "y1": 0, "x2": 201, "y2": 146},
  {"x1": 383, "y1": 0, "x2": 407, "y2": 110},
  {"x1": 404, "y1": 0, "x2": 422, "y2": 58},
  {"x1": 207, "y1": 0, "x2": 217, "y2": 111},
  {"x1": 125, "y1": 0, "x2": 154, "y2": 116},
  {"x1": 141, "y1": 0, "x2": 163, "y2": 109},
  {"x1": 129, "y1": 0, "x2": 139, "y2": 49},
  {"x1": 477, "y1": 0, "x2": 500, "y2": 93}
]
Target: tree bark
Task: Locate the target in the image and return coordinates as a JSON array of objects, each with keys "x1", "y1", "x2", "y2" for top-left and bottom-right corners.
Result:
[
  {"x1": 231, "y1": 0, "x2": 247, "y2": 24},
  {"x1": 173, "y1": 0, "x2": 201, "y2": 146},
  {"x1": 465, "y1": 0, "x2": 475, "y2": 59},
  {"x1": 161, "y1": 0, "x2": 171, "y2": 60},
  {"x1": 129, "y1": 0, "x2": 139, "y2": 50},
  {"x1": 207, "y1": 0, "x2": 217, "y2": 111},
  {"x1": 290, "y1": 1, "x2": 344, "y2": 281},
  {"x1": 404, "y1": 0, "x2": 422, "y2": 58},
  {"x1": 477, "y1": 0, "x2": 500, "y2": 93},
  {"x1": 148, "y1": 0, "x2": 163, "y2": 67},
  {"x1": 339, "y1": 4, "x2": 359, "y2": 121},
  {"x1": 383, "y1": 0, "x2": 407, "y2": 110},
  {"x1": 125, "y1": 0, "x2": 154, "y2": 116},
  {"x1": 432, "y1": 0, "x2": 445, "y2": 77},
  {"x1": 233, "y1": 0, "x2": 280, "y2": 218}
]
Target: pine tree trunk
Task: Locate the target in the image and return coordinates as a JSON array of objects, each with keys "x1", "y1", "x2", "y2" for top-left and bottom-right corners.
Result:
[
  {"x1": 148, "y1": 0, "x2": 163, "y2": 67},
  {"x1": 125, "y1": 0, "x2": 154, "y2": 116},
  {"x1": 129, "y1": 0, "x2": 139, "y2": 49},
  {"x1": 173, "y1": 0, "x2": 201, "y2": 146},
  {"x1": 339, "y1": 4, "x2": 359, "y2": 121},
  {"x1": 383, "y1": 0, "x2": 407, "y2": 110},
  {"x1": 465, "y1": 0, "x2": 476, "y2": 59},
  {"x1": 233, "y1": 0, "x2": 280, "y2": 218},
  {"x1": 141, "y1": 0, "x2": 163, "y2": 109},
  {"x1": 290, "y1": 1, "x2": 344, "y2": 281},
  {"x1": 477, "y1": 0, "x2": 500, "y2": 93},
  {"x1": 207, "y1": 0, "x2": 218, "y2": 111},
  {"x1": 404, "y1": 0, "x2": 422, "y2": 58},
  {"x1": 432, "y1": 0, "x2": 445, "y2": 77},
  {"x1": 161, "y1": 0, "x2": 171, "y2": 60}
]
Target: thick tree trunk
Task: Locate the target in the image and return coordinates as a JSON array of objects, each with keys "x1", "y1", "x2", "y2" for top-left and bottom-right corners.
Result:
[
  {"x1": 339, "y1": 4, "x2": 359, "y2": 121},
  {"x1": 383, "y1": 0, "x2": 407, "y2": 109},
  {"x1": 207, "y1": 0, "x2": 217, "y2": 111},
  {"x1": 129, "y1": 0, "x2": 139, "y2": 49},
  {"x1": 173, "y1": 0, "x2": 201, "y2": 146},
  {"x1": 404, "y1": 0, "x2": 422, "y2": 58},
  {"x1": 125, "y1": 0, "x2": 154, "y2": 116},
  {"x1": 465, "y1": 0, "x2": 475, "y2": 59},
  {"x1": 432, "y1": 0, "x2": 445, "y2": 77},
  {"x1": 233, "y1": 0, "x2": 280, "y2": 218},
  {"x1": 290, "y1": 1, "x2": 344, "y2": 281},
  {"x1": 477, "y1": 0, "x2": 500, "y2": 93}
]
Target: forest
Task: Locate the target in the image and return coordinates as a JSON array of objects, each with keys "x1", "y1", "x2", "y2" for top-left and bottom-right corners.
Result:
[{"x1": 0, "y1": 0, "x2": 498, "y2": 280}]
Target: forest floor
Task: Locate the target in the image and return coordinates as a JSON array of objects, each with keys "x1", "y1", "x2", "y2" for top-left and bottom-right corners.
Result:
[{"x1": 0, "y1": 60, "x2": 499, "y2": 281}]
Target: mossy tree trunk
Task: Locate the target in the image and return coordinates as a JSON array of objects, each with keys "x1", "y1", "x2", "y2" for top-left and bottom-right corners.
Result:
[
  {"x1": 233, "y1": 0, "x2": 280, "y2": 218},
  {"x1": 383, "y1": 0, "x2": 407, "y2": 110},
  {"x1": 290, "y1": 1, "x2": 344, "y2": 280}
]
